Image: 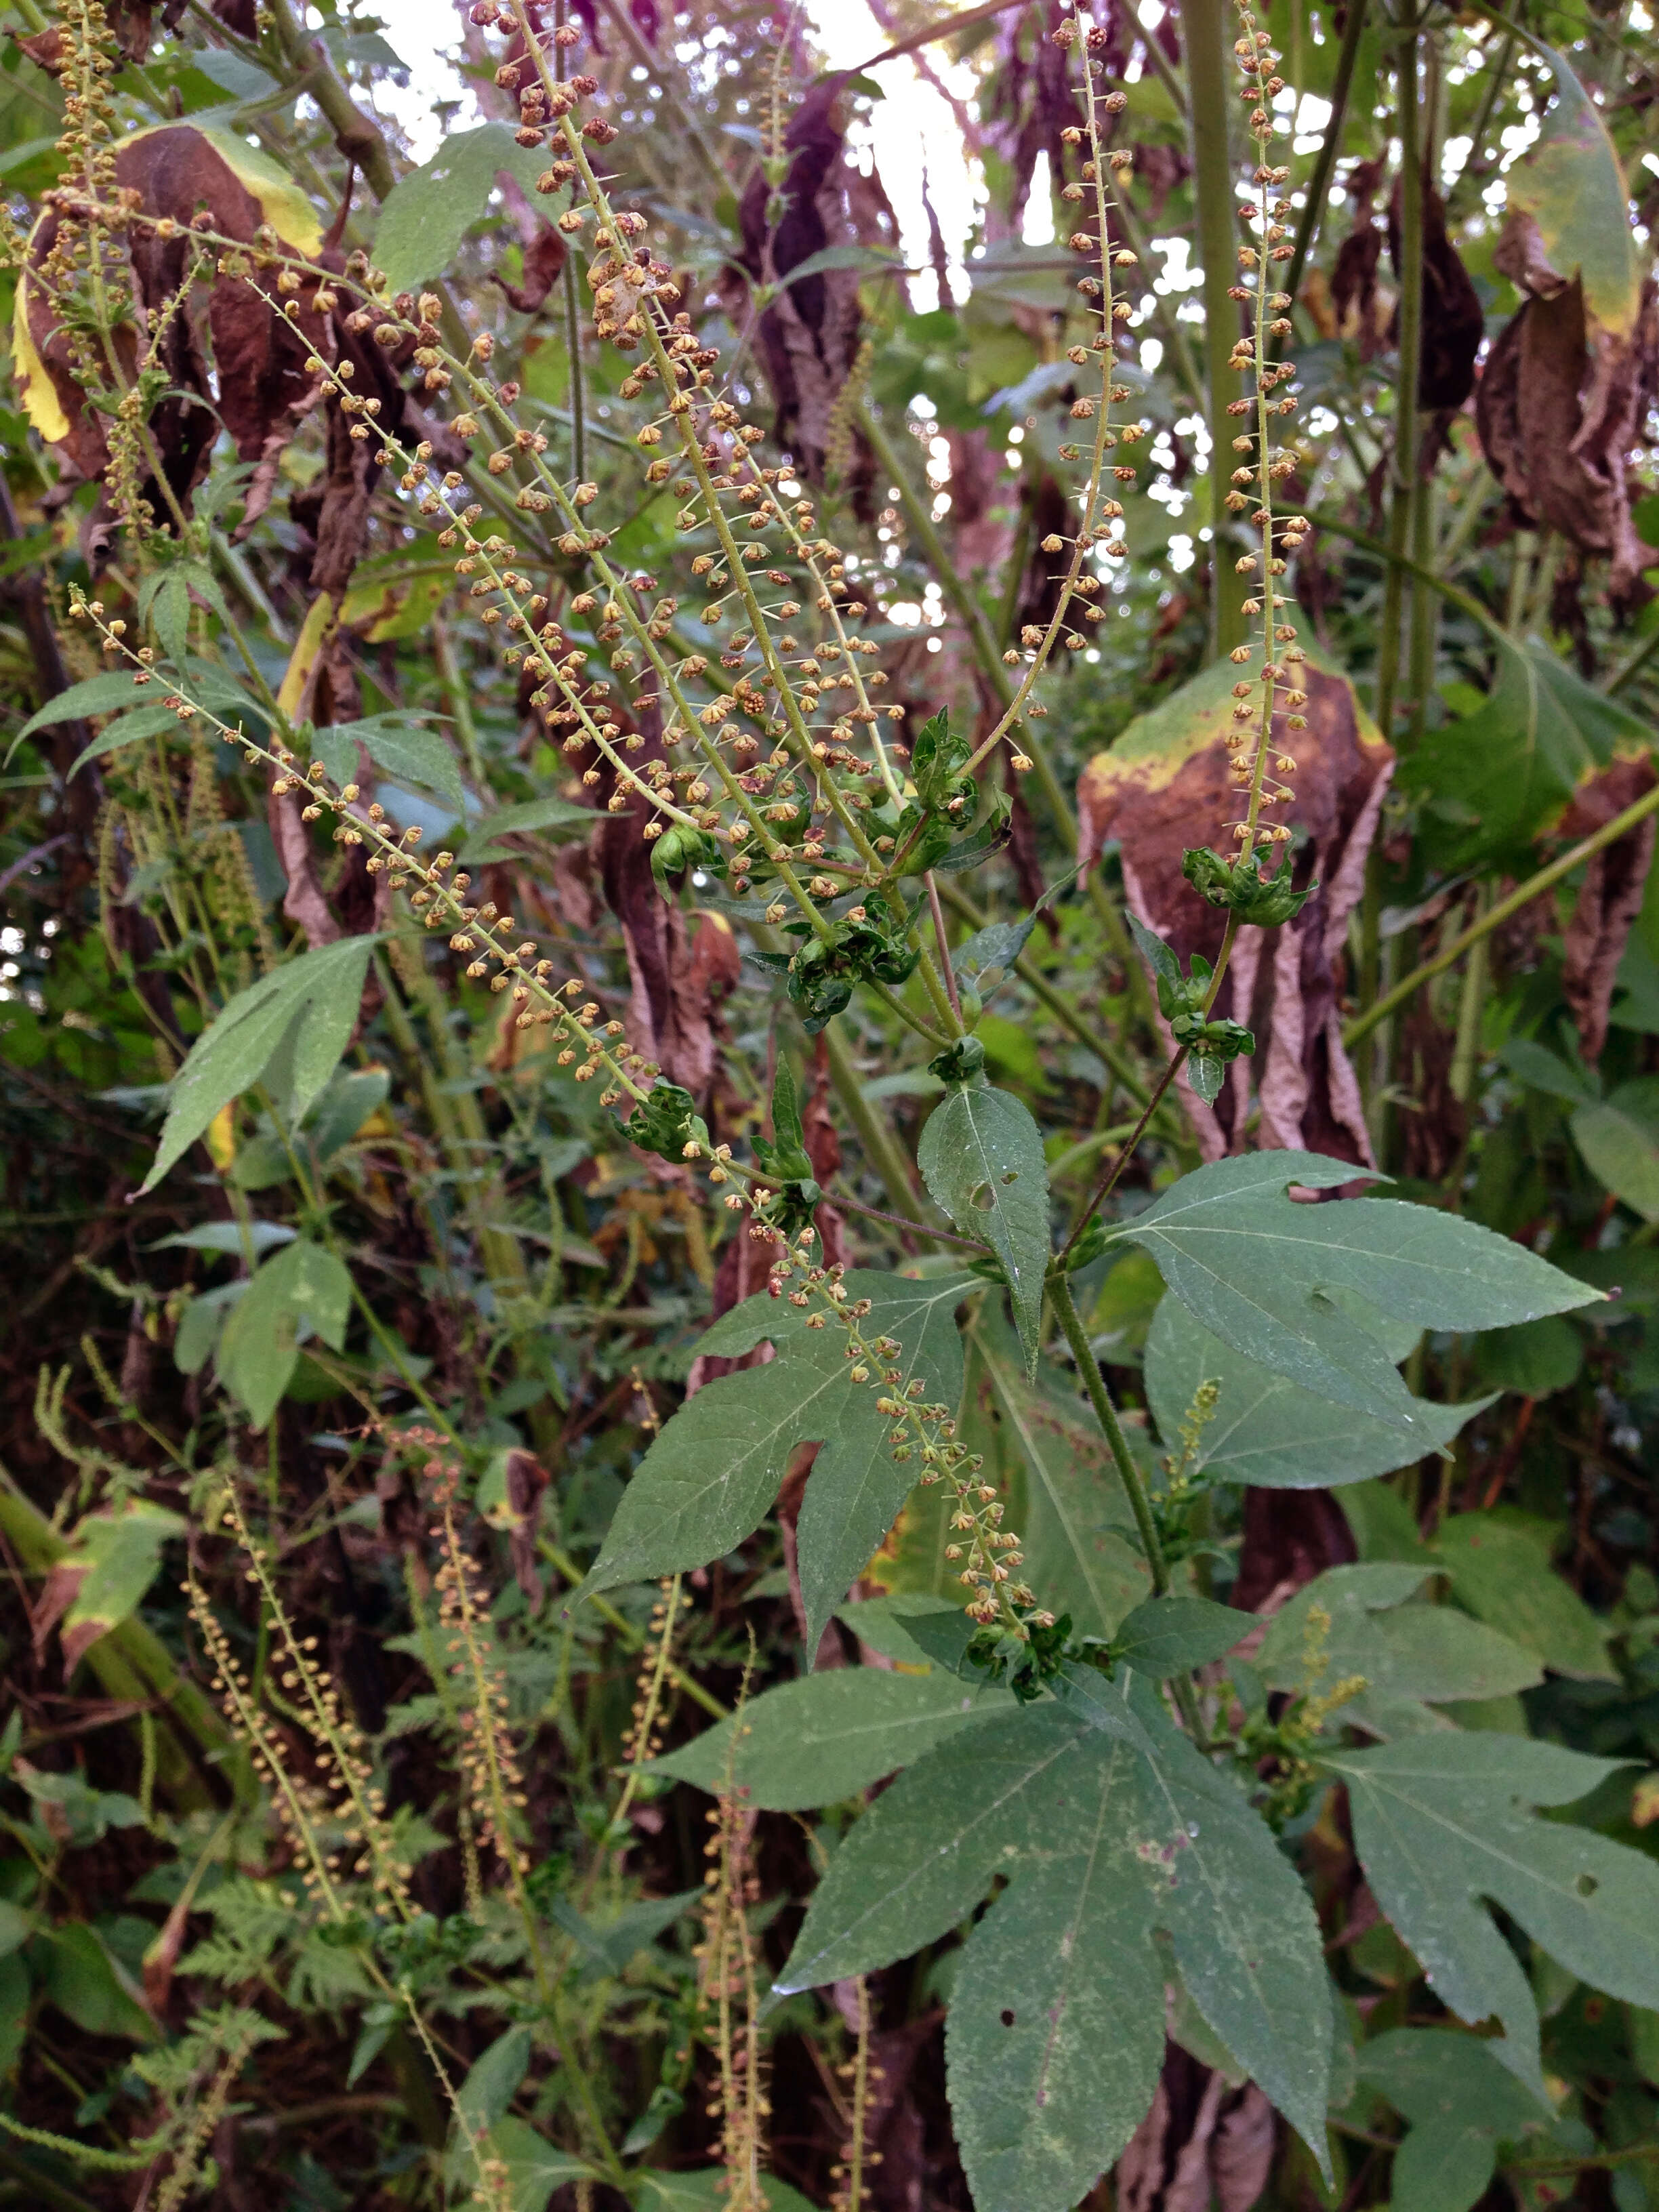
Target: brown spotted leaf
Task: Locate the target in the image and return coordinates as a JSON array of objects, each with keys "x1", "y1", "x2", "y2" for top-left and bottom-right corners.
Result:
[
  {"x1": 1560, "y1": 758, "x2": 1659, "y2": 1063},
  {"x1": 1079, "y1": 656, "x2": 1392, "y2": 1165}
]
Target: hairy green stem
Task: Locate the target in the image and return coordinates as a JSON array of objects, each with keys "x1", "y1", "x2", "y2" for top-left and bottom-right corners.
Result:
[{"x1": 1049, "y1": 1271, "x2": 1168, "y2": 1595}]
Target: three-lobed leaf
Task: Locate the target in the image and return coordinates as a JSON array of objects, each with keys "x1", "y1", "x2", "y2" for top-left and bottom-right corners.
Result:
[
  {"x1": 1324, "y1": 1732, "x2": 1659, "y2": 2095},
  {"x1": 777, "y1": 1684, "x2": 1332, "y2": 2200},
  {"x1": 581, "y1": 1273, "x2": 973, "y2": 1652},
  {"x1": 140, "y1": 936, "x2": 379, "y2": 1193},
  {"x1": 1114, "y1": 1151, "x2": 1597, "y2": 1435}
]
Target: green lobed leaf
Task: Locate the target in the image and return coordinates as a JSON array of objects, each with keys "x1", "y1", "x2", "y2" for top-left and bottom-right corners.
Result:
[
  {"x1": 649, "y1": 1665, "x2": 1006, "y2": 1809},
  {"x1": 1144, "y1": 1292, "x2": 1493, "y2": 1488},
  {"x1": 945, "y1": 1744, "x2": 1165, "y2": 2212},
  {"x1": 1324, "y1": 1732, "x2": 1659, "y2": 2095},
  {"x1": 581, "y1": 1273, "x2": 973, "y2": 1653},
  {"x1": 918, "y1": 1080, "x2": 1050, "y2": 1375},
  {"x1": 215, "y1": 1240, "x2": 352, "y2": 1430},
  {"x1": 1113, "y1": 1151, "x2": 1598, "y2": 1435},
  {"x1": 1109, "y1": 1594, "x2": 1249, "y2": 1676},
  {"x1": 457, "y1": 795, "x2": 596, "y2": 865},
  {"x1": 1406, "y1": 638, "x2": 1650, "y2": 869},
  {"x1": 68, "y1": 701, "x2": 200, "y2": 775},
  {"x1": 312, "y1": 714, "x2": 465, "y2": 814},
  {"x1": 637, "y1": 2172, "x2": 817, "y2": 2212},
  {"x1": 1431, "y1": 1513, "x2": 1614, "y2": 1681},
  {"x1": 952, "y1": 915, "x2": 1036, "y2": 989},
  {"x1": 140, "y1": 935, "x2": 379, "y2": 1193},
  {"x1": 453, "y1": 2024, "x2": 532, "y2": 2141},
  {"x1": 61, "y1": 1500, "x2": 186, "y2": 1657},
  {"x1": 18, "y1": 670, "x2": 163, "y2": 737},
  {"x1": 777, "y1": 1685, "x2": 1332, "y2": 2181},
  {"x1": 967, "y1": 1311, "x2": 1148, "y2": 1639}
]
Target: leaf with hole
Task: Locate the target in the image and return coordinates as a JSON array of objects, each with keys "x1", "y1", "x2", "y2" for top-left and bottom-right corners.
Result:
[
  {"x1": 775, "y1": 1682, "x2": 1331, "y2": 2209},
  {"x1": 1323, "y1": 1732, "x2": 1659, "y2": 2095},
  {"x1": 918, "y1": 1080, "x2": 1050, "y2": 1375}
]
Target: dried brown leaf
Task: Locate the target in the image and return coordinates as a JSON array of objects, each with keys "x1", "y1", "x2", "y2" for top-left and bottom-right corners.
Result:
[
  {"x1": 1560, "y1": 756, "x2": 1659, "y2": 1061},
  {"x1": 1078, "y1": 659, "x2": 1392, "y2": 1166},
  {"x1": 1477, "y1": 222, "x2": 1659, "y2": 589}
]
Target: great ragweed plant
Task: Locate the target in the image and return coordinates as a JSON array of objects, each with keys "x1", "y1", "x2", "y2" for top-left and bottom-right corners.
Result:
[{"x1": 9, "y1": 0, "x2": 1659, "y2": 2206}]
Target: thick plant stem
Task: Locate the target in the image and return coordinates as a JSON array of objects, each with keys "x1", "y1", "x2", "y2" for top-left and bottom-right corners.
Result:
[
  {"x1": 1345, "y1": 777, "x2": 1659, "y2": 1048},
  {"x1": 1181, "y1": 0, "x2": 1248, "y2": 660},
  {"x1": 1050, "y1": 1273, "x2": 1170, "y2": 1596},
  {"x1": 264, "y1": 0, "x2": 397, "y2": 199},
  {"x1": 1375, "y1": 0, "x2": 1422, "y2": 738}
]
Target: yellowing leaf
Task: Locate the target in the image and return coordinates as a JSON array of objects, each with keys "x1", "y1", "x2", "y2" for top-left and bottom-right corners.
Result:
[
  {"x1": 1507, "y1": 47, "x2": 1639, "y2": 337},
  {"x1": 125, "y1": 123, "x2": 323, "y2": 259},
  {"x1": 279, "y1": 594, "x2": 338, "y2": 719},
  {"x1": 10, "y1": 260, "x2": 69, "y2": 443},
  {"x1": 205, "y1": 1101, "x2": 237, "y2": 1172}
]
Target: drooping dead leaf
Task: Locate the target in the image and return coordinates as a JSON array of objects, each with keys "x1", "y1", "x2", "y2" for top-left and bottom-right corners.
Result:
[
  {"x1": 1559, "y1": 756, "x2": 1659, "y2": 1062},
  {"x1": 1389, "y1": 174, "x2": 1483, "y2": 413},
  {"x1": 1328, "y1": 155, "x2": 1388, "y2": 360},
  {"x1": 1116, "y1": 2046, "x2": 1275, "y2": 2212},
  {"x1": 1078, "y1": 655, "x2": 1392, "y2": 1166},
  {"x1": 979, "y1": 0, "x2": 1085, "y2": 245},
  {"x1": 1477, "y1": 52, "x2": 1655, "y2": 591},
  {"x1": 496, "y1": 224, "x2": 569, "y2": 316},
  {"x1": 1477, "y1": 241, "x2": 1659, "y2": 592},
  {"x1": 503, "y1": 1448, "x2": 550, "y2": 1606},
  {"x1": 14, "y1": 123, "x2": 325, "y2": 529},
  {"x1": 733, "y1": 77, "x2": 895, "y2": 504}
]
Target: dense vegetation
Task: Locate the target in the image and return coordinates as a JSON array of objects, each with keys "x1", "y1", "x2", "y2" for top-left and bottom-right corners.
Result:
[{"x1": 7, "y1": 0, "x2": 1659, "y2": 2206}]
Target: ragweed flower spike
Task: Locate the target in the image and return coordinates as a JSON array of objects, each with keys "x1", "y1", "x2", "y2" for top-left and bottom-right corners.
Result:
[{"x1": 1180, "y1": 1, "x2": 1319, "y2": 941}]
